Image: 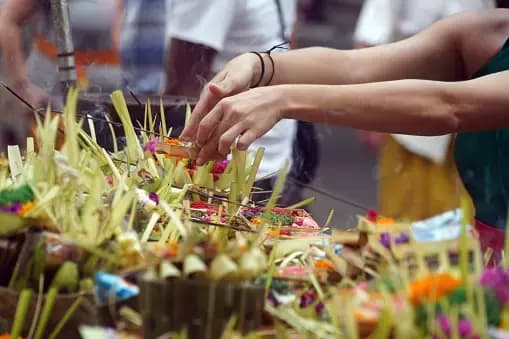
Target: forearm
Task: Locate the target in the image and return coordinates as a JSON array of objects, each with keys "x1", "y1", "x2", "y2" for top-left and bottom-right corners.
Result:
[
  {"x1": 282, "y1": 80, "x2": 461, "y2": 135},
  {"x1": 0, "y1": 19, "x2": 30, "y2": 88},
  {"x1": 267, "y1": 47, "x2": 355, "y2": 85},
  {"x1": 112, "y1": 0, "x2": 123, "y2": 51},
  {"x1": 252, "y1": 18, "x2": 461, "y2": 87}
]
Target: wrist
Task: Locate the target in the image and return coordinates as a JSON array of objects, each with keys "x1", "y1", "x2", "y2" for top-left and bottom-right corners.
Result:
[
  {"x1": 243, "y1": 53, "x2": 262, "y2": 88},
  {"x1": 245, "y1": 52, "x2": 274, "y2": 88},
  {"x1": 280, "y1": 84, "x2": 324, "y2": 121},
  {"x1": 278, "y1": 85, "x2": 300, "y2": 120}
]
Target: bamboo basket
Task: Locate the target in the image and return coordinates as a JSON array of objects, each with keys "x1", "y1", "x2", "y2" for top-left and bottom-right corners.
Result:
[
  {"x1": 0, "y1": 288, "x2": 97, "y2": 338},
  {"x1": 0, "y1": 233, "x2": 26, "y2": 286},
  {"x1": 140, "y1": 278, "x2": 265, "y2": 339}
]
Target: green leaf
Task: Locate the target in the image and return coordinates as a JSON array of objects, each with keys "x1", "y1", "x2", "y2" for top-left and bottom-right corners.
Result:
[{"x1": 11, "y1": 289, "x2": 33, "y2": 339}]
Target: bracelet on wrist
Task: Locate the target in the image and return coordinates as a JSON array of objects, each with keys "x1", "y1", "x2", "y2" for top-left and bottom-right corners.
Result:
[
  {"x1": 263, "y1": 52, "x2": 275, "y2": 86},
  {"x1": 249, "y1": 51, "x2": 265, "y2": 88}
]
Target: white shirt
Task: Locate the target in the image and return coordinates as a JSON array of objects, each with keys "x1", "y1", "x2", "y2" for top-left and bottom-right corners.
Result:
[
  {"x1": 354, "y1": 0, "x2": 494, "y2": 163},
  {"x1": 354, "y1": 0, "x2": 494, "y2": 45},
  {"x1": 166, "y1": 0, "x2": 298, "y2": 178}
]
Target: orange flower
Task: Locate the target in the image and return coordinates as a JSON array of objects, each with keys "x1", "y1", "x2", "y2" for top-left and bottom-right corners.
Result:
[
  {"x1": 314, "y1": 259, "x2": 334, "y2": 271},
  {"x1": 166, "y1": 242, "x2": 179, "y2": 257},
  {"x1": 267, "y1": 230, "x2": 279, "y2": 237},
  {"x1": 409, "y1": 273, "x2": 461, "y2": 305},
  {"x1": 377, "y1": 216, "x2": 396, "y2": 224},
  {"x1": 165, "y1": 139, "x2": 182, "y2": 146},
  {"x1": 252, "y1": 217, "x2": 262, "y2": 225},
  {"x1": 19, "y1": 202, "x2": 34, "y2": 216}
]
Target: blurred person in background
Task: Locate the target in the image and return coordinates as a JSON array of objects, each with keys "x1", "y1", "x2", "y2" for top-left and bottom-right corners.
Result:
[
  {"x1": 114, "y1": 0, "x2": 167, "y2": 95},
  {"x1": 165, "y1": 0, "x2": 301, "y2": 205},
  {"x1": 298, "y1": 0, "x2": 325, "y2": 23},
  {"x1": 0, "y1": 0, "x2": 36, "y2": 147},
  {"x1": 353, "y1": 0, "x2": 494, "y2": 221},
  {"x1": 0, "y1": 0, "x2": 121, "y2": 113}
]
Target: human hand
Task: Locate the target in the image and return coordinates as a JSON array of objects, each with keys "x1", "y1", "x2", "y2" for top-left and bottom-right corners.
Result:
[
  {"x1": 194, "y1": 86, "x2": 288, "y2": 165},
  {"x1": 180, "y1": 53, "x2": 263, "y2": 143}
]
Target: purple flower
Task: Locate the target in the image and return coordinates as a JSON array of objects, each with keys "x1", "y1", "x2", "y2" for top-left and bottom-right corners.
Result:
[
  {"x1": 267, "y1": 292, "x2": 279, "y2": 307},
  {"x1": 395, "y1": 233, "x2": 410, "y2": 245},
  {"x1": 435, "y1": 315, "x2": 474, "y2": 338},
  {"x1": 0, "y1": 202, "x2": 22, "y2": 214},
  {"x1": 148, "y1": 192, "x2": 159, "y2": 205},
  {"x1": 380, "y1": 232, "x2": 391, "y2": 248},
  {"x1": 299, "y1": 291, "x2": 316, "y2": 308},
  {"x1": 437, "y1": 314, "x2": 451, "y2": 337},
  {"x1": 144, "y1": 139, "x2": 157, "y2": 154},
  {"x1": 458, "y1": 319, "x2": 473, "y2": 337},
  {"x1": 480, "y1": 267, "x2": 509, "y2": 304},
  {"x1": 315, "y1": 302, "x2": 324, "y2": 315}
]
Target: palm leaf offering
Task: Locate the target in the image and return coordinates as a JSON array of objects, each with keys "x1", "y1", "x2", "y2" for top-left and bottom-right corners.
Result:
[{"x1": 1, "y1": 89, "x2": 509, "y2": 339}]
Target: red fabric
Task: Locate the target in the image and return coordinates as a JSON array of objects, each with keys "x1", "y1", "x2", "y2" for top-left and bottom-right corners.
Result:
[{"x1": 475, "y1": 219, "x2": 506, "y2": 265}]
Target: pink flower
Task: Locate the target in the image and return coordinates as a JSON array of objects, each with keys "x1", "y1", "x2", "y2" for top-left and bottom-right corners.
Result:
[
  {"x1": 435, "y1": 315, "x2": 476, "y2": 339},
  {"x1": 480, "y1": 267, "x2": 509, "y2": 304},
  {"x1": 144, "y1": 139, "x2": 157, "y2": 154},
  {"x1": 212, "y1": 160, "x2": 229, "y2": 174},
  {"x1": 148, "y1": 192, "x2": 159, "y2": 205}
]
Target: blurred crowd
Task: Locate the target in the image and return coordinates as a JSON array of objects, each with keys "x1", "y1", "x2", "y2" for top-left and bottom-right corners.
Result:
[{"x1": 0, "y1": 0, "x2": 505, "y2": 222}]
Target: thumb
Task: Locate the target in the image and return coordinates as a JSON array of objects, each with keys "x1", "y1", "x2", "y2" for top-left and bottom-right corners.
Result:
[
  {"x1": 180, "y1": 78, "x2": 237, "y2": 142},
  {"x1": 180, "y1": 83, "x2": 221, "y2": 141},
  {"x1": 209, "y1": 75, "x2": 241, "y2": 97}
]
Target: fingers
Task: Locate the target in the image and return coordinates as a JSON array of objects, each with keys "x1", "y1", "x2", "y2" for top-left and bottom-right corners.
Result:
[
  {"x1": 196, "y1": 131, "x2": 227, "y2": 166},
  {"x1": 211, "y1": 71, "x2": 246, "y2": 97},
  {"x1": 218, "y1": 123, "x2": 247, "y2": 155},
  {"x1": 237, "y1": 129, "x2": 258, "y2": 150},
  {"x1": 180, "y1": 83, "x2": 218, "y2": 141},
  {"x1": 196, "y1": 121, "x2": 248, "y2": 165},
  {"x1": 180, "y1": 72, "x2": 243, "y2": 142},
  {"x1": 195, "y1": 104, "x2": 224, "y2": 147}
]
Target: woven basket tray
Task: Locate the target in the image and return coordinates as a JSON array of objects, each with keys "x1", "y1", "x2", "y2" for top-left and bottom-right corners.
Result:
[
  {"x1": 140, "y1": 278, "x2": 265, "y2": 339},
  {"x1": 0, "y1": 288, "x2": 97, "y2": 338}
]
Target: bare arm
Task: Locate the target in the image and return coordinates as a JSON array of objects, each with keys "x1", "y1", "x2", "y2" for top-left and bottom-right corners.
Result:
[
  {"x1": 193, "y1": 71, "x2": 509, "y2": 163},
  {"x1": 268, "y1": 10, "x2": 509, "y2": 86},
  {"x1": 0, "y1": 0, "x2": 37, "y2": 90},
  {"x1": 283, "y1": 72, "x2": 509, "y2": 135},
  {"x1": 165, "y1": 38, "x2": 216, "y2": 97},
  {"x1": 182, "y1": 12, "x2": 466, "y2": 142},
  {"x1": 268, "y1": 23, "x2": 462, "y2": 86},
  {"x1": 112, "y1": 0, "x2": 123, "y2": 51}
]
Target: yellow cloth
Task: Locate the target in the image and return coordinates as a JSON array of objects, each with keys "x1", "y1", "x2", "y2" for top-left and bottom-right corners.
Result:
[{"x1": 378, "y1": 136, "x2": 472, "y2": 221}]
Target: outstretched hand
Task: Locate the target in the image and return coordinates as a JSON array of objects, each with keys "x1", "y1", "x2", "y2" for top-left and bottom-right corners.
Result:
[
  {"x1": 180, "y1": 53, "x2": 286, "y2": 164},
  {"x1": 192, "y1": 86, "x2": 286, "y2": 165},
  {"x1": 180, "y1": 54, "x2": 259, "y2": 143}
]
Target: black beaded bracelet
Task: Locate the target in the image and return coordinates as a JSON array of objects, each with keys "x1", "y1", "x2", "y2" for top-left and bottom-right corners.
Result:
[
  {"x1": 249, "y1": 51, "x2": 265, "y2": 88},
  {"x1": 264, "y1": 52, "x2": 275, "y2": 86}
]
